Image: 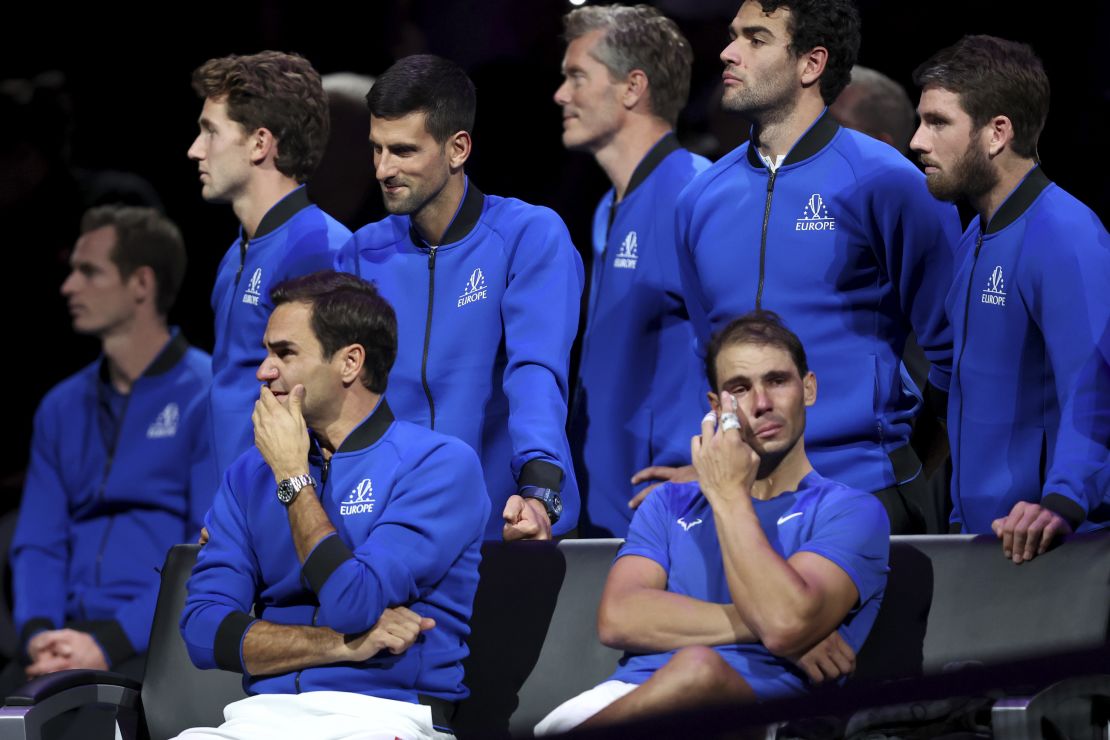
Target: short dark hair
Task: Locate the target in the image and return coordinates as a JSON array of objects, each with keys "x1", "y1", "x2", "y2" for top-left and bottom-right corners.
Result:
[
  {"x1": 80, "y1": 205, "x2": 186, "y2": 316},
  {"x1": 562, "y1": 5, "x2": 694, "y2": 127},
  {"x1": 755, "y1": 0, "x2": 860, "y2": 104},
  {"x1": 705, "y1": 310, "x2": 808, "y2": 391},
  {"x1": 270, "y1": 270, "x2": 397, "y2": 394},
  {"x1": 366, "y1": 54, "x2": 476, "y2": 143},
  {"x1": 913, "y1": 35, "x2": 1049, "y2": 160},
  {"x1": 192, "y1": 51, "x2": 330, "y2": 182}
]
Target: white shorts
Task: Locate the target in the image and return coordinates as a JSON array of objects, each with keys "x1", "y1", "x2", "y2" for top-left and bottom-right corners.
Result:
[
  {"x1": 533, "y1": 680, "x2": 639, "y2": 736},
  {"x1": 173, "y1": 691, "x2": 455, "y2": 740}
]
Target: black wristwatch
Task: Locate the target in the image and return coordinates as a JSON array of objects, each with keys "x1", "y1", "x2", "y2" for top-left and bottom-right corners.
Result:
[
  {"x1": 520, "y1": 486, "x2": 562, "y2": 525},
  {"x1": 276, "y1": 474, "x2": 317, "y2": 506}
]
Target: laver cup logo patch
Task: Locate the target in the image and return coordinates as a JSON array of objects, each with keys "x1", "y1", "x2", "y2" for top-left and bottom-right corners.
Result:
[
  {"x1": 613, "y1": 231, "x2": 639, "y2": 269},
  {"x1": 341, "y1": 479, "x2": 375, "y2": 516},
  {"x1": 981, "y1": 266, "x2": 1007, "y2": 307},
  {"x1": 243, "y1": 267, "x2": 263, "y2": 305},
  {"x1": 147, "y1": 403, "x2": 180, "y2": 439},
  {"x1": 795, "y1": 193, "x2": 836, "y2": 232},
  {"x1": 457, "y1": 268, "x2": 488, "y2": 308}
]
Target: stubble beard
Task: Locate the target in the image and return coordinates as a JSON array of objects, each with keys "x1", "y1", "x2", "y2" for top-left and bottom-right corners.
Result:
[{"x1": 926, "y1": 140, "x2": 999, "y2": 203}]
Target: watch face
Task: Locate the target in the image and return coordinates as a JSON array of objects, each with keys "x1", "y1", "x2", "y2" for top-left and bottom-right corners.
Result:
[{"x1": 277, "y1": 480, "x2": 296, "y2": 504}]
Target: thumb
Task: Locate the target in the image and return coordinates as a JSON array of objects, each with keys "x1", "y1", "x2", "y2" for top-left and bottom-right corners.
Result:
[
  {"x1": 419, "y1": 617, "x2": 437, "y2": 632},
  {"x1": 502, "y1": 495, "x2": 523, "y2": 523}
]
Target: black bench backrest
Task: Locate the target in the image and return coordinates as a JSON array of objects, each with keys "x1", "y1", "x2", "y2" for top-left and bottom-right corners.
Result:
[
  {"x1": 455, "y1": 539, "x2": 623, "y2": 738},
  {"x1": 854, "y1": 533, "x2": 1110, "y2": 682},
  {"x1": 143, "y1": 544, "x2": 246, "y2": 740}
]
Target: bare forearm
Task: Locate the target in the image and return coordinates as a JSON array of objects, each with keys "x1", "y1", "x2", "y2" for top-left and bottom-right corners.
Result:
[
  {"x1": 600, "y1": 588, "x2": 755, "y2": 652},
  {"x1": 713, "y1": 499, "x2": 824, "y2": 653},
  {"x1": 241, "y1": 620, "x2": 347, "y2": 676},
  {"x1": 286, "y1": 487, "x2": 337, "y2": 564}
]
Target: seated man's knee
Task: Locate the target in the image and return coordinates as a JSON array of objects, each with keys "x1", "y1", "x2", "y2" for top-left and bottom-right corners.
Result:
[{"x1": 666, "y1": 646, "x2": 742, "y2": 692}]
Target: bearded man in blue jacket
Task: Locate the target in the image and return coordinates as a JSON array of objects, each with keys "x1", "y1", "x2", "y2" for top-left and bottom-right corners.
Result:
[
  {"x1": 910, "y1": 36, "x2": 1110, "y2": 561},
  {"x1": 179, "y1": 271, "x2": 488, "y2": 739},
  {"x1": 670, "y1": 0, "x2": 961, "y2": 534},
  {"x1": 337, "y1": 55, "x2": 584, "y2": 540}
]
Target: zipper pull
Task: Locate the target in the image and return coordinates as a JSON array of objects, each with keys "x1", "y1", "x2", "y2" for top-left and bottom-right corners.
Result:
[
  {"x1": 428, "y1": 245, "x2": 438, "y2": 270},
  {"x1": 321, "y1": 458, "x2": 330, "y2": 486}
]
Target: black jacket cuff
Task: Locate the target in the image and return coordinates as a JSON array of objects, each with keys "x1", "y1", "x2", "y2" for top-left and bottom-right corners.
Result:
[
  {"x1": 519, "y1": 460, "x2": 564, "y2": 491},
  {"x1": 1042, "y1": 494, "x2": 1086, "y2": 531},
  {"x1": 214, "y1": 611, "x2": 253, "y2": 673},
  {"x1": 302, "y1": 534, "x2": 354, "y2": 595}
]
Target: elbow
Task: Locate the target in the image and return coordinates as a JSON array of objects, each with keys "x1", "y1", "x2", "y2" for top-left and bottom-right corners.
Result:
[{"x1": 756, "y1": 616, "x2": 813, "y2": 658}]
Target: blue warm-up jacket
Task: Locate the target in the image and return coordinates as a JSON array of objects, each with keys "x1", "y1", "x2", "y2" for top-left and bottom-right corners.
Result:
[
  {"x1": 13, "y1": 333, "x2": 215, "y2": 663},
  {"x1": 181, "y1": 400, "x2": 489, "y2": 702},
  {"x1": 676, "y1": 111, "x2": 961, "y2": 494},
  {"x1": 947, "y1": 166, "x2": 1110, "y2": 533},
  {"x1": 209, "y1": 186, "x2": 349, "y2": 476},
  {"x1": 572, "y1": 134, "x2": 710, "y2": 537},
  {"x1": 337, "y1": 180, "x2": 584, "y2": 537}
]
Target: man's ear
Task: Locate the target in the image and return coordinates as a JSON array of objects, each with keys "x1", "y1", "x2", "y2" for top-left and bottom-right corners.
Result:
[
  {"x1": 985, "y1": 115, "x2": 1014, "y2": 157},
  {"x1": 338, "y1": 343, "x2": 366, "y2": 386},
  {"x1": 128, "y1": 265, "x2": 157, "y2": 308},
  {"x1": 447, "y1": 130, "x2": 472, "y2": 171},
  {"x1": 803, "y1": 371, "x2": 817, "y2": 407},
  {"x1": 798, "y1": 46, "x2": 829, "y2": 89},
  {"x1": 622, "y1": 69, "x2": 649, "y2": 111},
  {"x1": 250, "y1": 127, "x2": 278, "y2": 166},
  {"x1": 707, "y1": 391, "x2": 721, "y2": 414}
]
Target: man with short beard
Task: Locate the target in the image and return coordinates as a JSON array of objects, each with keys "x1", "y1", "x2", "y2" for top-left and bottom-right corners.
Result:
[
  {"x1": 534, "y1": 312, "x2": 888, "y2": 734},
  {"x1": 911, "y1": 35, "x2": 1110, "y2": 559},
  {"x1": 337, "y1": 55, "x2": 583, "y2": 541},
  {"x1": 671, "y1": 0, "x2": 962, "y2": 534}
]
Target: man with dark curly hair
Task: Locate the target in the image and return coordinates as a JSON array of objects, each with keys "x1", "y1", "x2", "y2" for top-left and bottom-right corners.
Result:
[
  {"x1": 670, "y1": 0, "x2": 962, "y2": 535},
  {"x1": 188, "y1": 51, "x2": 351, "y2": 476}
]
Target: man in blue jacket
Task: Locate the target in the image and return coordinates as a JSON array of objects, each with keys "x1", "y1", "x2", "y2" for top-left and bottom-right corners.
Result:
[
  {"x1": 337, "y1": 55, "x2": 584, "y2": 540},
  {"x1": 673, "y1": 0, "x2": 961, "y2": 533},
  {"x1": 188, "y1": 51, "x2": 351, "y2": 478},
  {"x1": 180, "y1": 271, "x2": 488, "y2": 739},
  {"x1": 10, "y1": 206, "x2": 214, "y2": 688},
  {"x1": 555, "y1": 5, "x2": 710, "y2": 538},
  {"x1": 911, "y1": 36, "x2": 1110, "y2": 560}
]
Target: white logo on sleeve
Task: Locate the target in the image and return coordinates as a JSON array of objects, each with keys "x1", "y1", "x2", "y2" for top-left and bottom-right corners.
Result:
[
  {"x1": 242, "y1": 267, "x2": 263, "y2": 305},
  {"x1": 795, "y1": 193, "x2": 836, "y2": 232},
  {"x1": 146, "y1": 403, "x2": 180, "y2": 439},
  {"x1": 613, "y1": 231, "x2": 639, "y2": 269},
  {"x1": 457, "y1": 268, "x2": 488, "y2": 308},
  {"x1": 776, "y1": 511, "x2": 803, "y2": 526},
  {"x1": 340, "y1": 479, "x2": 375, "y2": 516},
  {"x1": 981, "y1": 266, "x2": 1007, "y2": 307},
  {"x1": 676, "y1": 517, "x2": 703, "y2": 531}
]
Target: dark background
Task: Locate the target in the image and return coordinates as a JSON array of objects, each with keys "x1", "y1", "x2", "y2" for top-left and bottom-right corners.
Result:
[{"x1": 3, "y1": 0, "x2": 1107, "y2": 489}]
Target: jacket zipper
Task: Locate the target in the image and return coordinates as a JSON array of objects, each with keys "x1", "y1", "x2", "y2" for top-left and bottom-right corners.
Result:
[
  {"x1": 421, "y1": 246, "x2": 438, "y2": 428},
  {"x1": 86, "y1": 384, "x2": 131, "y2": 615},
  {"x1": 234, "y1": 239, "x2": 248, "y2": 288},
  {"x1": 755, "y1": 170, "x2": 778, "y2": 309},
  {"x1": 953, "y1": 233, "x2": 985, "y2": 521}
]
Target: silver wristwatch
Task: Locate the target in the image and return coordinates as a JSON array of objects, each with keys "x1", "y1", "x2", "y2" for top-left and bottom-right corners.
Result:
[{"x1": 276, "y1": 474, "x2": 317, "y2": 506}]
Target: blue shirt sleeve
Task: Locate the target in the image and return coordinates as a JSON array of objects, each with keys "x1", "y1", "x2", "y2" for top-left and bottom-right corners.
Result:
[
  {"x1": 617, "y1": 483, "x2": 675, "y2": 572},
  {"x1": 305, "y1": 440, "x2": 490, "y2": 635},
  {"x1": 796, "y1": 488, "x2": 890, "y2": 627}
]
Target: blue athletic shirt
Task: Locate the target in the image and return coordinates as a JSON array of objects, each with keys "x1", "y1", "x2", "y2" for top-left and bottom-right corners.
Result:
[{"x1": 609, "y1": 473, "x2": 889, "y2": 700}]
